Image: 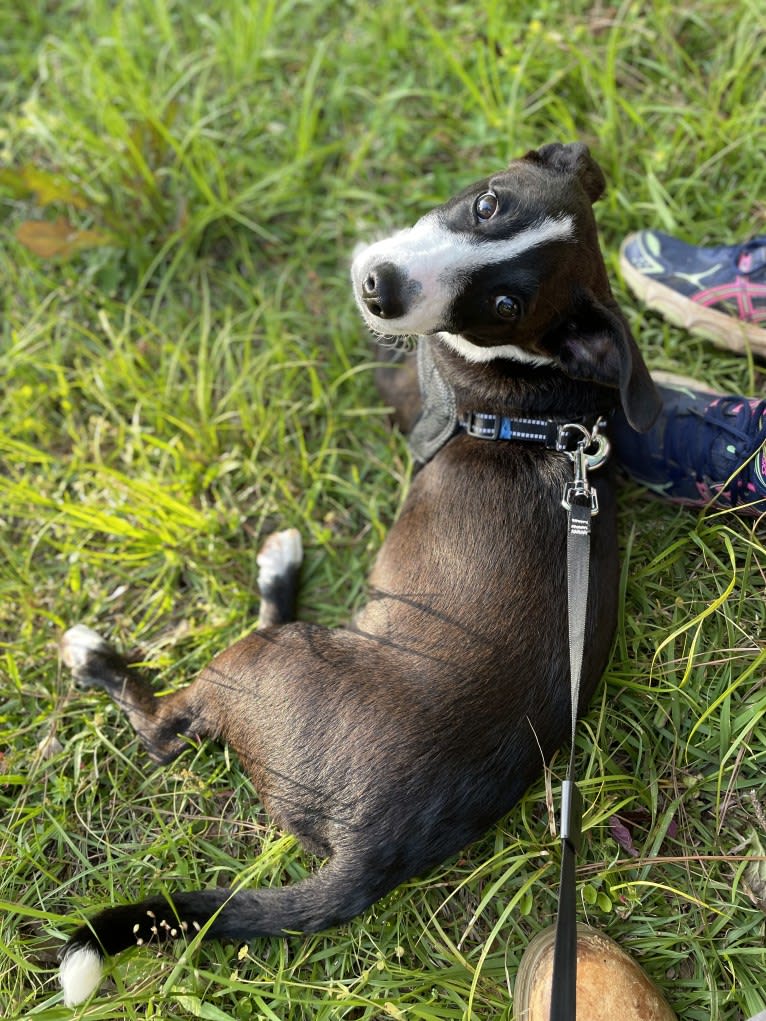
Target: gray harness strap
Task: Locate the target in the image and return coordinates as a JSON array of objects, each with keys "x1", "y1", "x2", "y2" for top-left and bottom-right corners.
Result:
[{"x1": 407, "y1": 340, "x2": 459, "y2": 466}]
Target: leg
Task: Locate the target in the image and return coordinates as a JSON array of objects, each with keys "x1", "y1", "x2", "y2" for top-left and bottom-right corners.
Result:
[
  {"x1": 60, "y1": 625, "x2": 203, "y2": 763},
  {"x1": 60, "y1": 529, "x2": 304, "y2": 761},
  {"x1": 619, "y1": 230, "x2": 766, "y2": 358},
  {"x1": 610, "y1": 373, "x2": 766, "y2": 516},
  {"x1": 256, "y1": 528, "x2": 303, "y2": 628}
]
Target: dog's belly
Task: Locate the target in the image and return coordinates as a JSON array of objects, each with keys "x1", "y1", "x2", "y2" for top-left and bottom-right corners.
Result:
[
  {"x1": 206, "y1": 438, "x2": 617, "y2": 864},
  {"x1": 358, "y1": 436, "x2": 619, "y2": 766},
  {"x1": 362, "y1": 438, "x2": 579, "y2": 661}
]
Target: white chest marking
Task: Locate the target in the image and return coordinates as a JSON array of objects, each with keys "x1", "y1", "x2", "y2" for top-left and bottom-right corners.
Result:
[{"x1": 436, "y1": 332, "x2": 554, "y2": 366}]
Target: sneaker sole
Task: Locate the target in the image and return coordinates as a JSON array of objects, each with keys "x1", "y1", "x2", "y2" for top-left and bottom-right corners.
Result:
[{"x1": 619, "y1": 237, "x2": 766, "y2": 359}]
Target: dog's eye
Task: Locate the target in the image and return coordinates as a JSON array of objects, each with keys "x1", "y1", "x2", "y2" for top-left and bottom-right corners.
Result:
[
  {"x1": 475, "y1": 192, "x2": 498, "y2": 220},
  {"x1": 494, "y1": 295, "x2": 521, "y2": 320}
]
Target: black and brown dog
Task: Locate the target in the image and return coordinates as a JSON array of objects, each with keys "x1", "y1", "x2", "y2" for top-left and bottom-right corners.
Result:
[{"x1": 58, "y1": 142, "x2": 660, "y2": 1005}]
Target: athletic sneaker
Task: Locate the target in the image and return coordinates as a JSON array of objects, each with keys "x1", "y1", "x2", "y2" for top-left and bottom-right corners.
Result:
[
  {"x1": 611, "y1": 374, "x2": 766, "y2": 516},
  {"x1": 620, "y1": 231, "x2": 766, "y2": 358}
]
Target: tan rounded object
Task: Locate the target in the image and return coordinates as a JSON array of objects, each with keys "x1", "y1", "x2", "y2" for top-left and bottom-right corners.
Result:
[{"x1": 514, "y1": 923, "x2": 677, "y2": 1021}]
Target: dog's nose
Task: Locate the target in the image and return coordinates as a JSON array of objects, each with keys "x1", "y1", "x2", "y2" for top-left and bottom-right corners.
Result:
[{"x1": 360, "y1": 262, "x2": 406, "y2": 319}]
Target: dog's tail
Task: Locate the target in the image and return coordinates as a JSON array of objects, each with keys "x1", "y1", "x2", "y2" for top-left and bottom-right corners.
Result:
[{"x1": 59, "y1": 861, "x2": 376, "y2": 1006}]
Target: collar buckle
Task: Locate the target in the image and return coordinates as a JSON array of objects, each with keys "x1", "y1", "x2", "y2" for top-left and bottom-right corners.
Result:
[{"x1": 462, "y1": 411, "x2": 502, "y2": 440}]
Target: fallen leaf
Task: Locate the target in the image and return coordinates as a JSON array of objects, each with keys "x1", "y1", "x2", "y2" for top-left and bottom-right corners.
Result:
[
  {"x1": 16, "y1": 217, "x2": 114, "y2": 258},
  {"x1": 609, "y1": 814, "x2": 639, "y2": 856}
]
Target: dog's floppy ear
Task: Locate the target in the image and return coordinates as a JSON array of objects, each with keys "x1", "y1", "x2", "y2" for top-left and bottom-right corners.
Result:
[
  {"x1": 526, "y1": 142, "x2": 606, "y2": 203},
  {"x1": 552, "y1": 295, "x2": 662, "y2": 432}
]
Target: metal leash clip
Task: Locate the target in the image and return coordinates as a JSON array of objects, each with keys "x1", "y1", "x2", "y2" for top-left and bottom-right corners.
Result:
[{"x1": 560, "y1": 419, "x2": 610, "y2": 516}]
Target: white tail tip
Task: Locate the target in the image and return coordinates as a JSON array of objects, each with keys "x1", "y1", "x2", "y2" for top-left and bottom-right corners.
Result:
[{"x1": 60, "y1": 945, "x2": 103, "y2": 1006}]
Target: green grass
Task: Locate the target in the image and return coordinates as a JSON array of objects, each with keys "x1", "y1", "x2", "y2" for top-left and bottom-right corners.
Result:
[{"x1": 1, "y1": 0, "x2": 765, "y2": 1018}]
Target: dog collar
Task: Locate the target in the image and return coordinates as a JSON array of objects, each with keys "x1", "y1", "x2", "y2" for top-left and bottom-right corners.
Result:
[
  {"x1": 407, "y1": 339, "x2": 609, "y2": 466},
  {"x1": 459, "y1": 411, "x2": 598, "y2": 452}
]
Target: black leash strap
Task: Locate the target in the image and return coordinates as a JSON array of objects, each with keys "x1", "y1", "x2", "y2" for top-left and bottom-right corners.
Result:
[{"x1": 548, "y1": 429, "x2": 607, "y2": 1021}]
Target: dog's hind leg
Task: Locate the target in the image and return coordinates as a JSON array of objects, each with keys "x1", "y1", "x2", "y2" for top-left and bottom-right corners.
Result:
[
  {"x1": 59, "y1": 529, "x2": 303, "y2": 761},
  {"x1": 60, "y1": 625, "x2": 205, "y2": 763}
]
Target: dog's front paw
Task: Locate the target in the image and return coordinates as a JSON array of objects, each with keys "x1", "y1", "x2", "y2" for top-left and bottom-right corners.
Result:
[
  {"x1": 256, "y1": 529, "x2": 303, "y2": 628},
  {"x1": 60, "y1": 625, "x2": 114, "y2": 687},
  {"x1": 257, "y1": 528, "x2": 303, "y2": 592}
]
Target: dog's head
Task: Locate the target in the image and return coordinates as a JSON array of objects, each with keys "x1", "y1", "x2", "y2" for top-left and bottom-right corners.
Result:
[{"x1": 352, "y1": 142, "x2": 659, "y2": 431}]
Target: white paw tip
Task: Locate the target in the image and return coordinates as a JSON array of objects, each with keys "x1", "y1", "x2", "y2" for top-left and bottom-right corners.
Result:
[
  {"x1": 257, "y1": 528, "x2": 303, "y2": 587},
  {"x1": 60, "y1": 625, "x2": 109, "y2": 670},
  {"x1": 60, "y1": 944, "x2": 103, "y2": 1006}
]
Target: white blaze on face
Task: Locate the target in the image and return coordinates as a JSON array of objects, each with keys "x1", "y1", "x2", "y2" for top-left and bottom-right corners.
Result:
[{"x1": 351, "y1": 210, "x2": 575, "y2": 339}]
